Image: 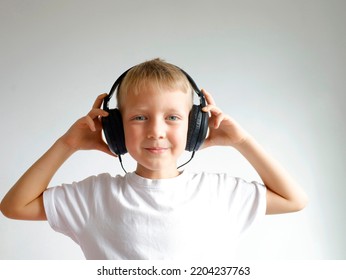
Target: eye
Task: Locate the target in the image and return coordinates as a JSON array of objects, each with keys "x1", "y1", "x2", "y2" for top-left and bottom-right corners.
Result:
[
  {"x1": 132, "y1": 115, "x2": 147, "y2": 121},
  {"x1": 167, "y1": 115, "x2": 180, "y2": 121}
]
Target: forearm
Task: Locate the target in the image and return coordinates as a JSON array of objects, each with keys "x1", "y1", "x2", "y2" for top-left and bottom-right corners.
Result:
[
  {"x1": 1, "y1": 138, "x2": 75, "y2": 217},
  {"x1": 200, "y1": 89, "x2": 307, "y2": 214},
  {"x1": 234, "y1": 135, "x2": 308, "y2": 213}
]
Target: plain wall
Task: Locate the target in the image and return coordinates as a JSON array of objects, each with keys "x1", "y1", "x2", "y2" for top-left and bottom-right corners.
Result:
[{"x1": 0, "y1": 0, "x2": 345, "y2": 259}]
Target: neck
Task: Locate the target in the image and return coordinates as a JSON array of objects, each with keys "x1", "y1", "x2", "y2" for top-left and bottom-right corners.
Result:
[{"x1": 135, "y1": 165, "x2": 180, "y2": 179}]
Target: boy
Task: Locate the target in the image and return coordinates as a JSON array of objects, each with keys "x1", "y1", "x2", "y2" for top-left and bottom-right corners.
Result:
[{"x1": 0, "y1": 58, "x2": 307, "y2": 259}]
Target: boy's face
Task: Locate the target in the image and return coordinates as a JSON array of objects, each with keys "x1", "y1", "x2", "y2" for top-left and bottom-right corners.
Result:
[{"x1": 121, "y1": 84, "x2": 191, "y2": 179}]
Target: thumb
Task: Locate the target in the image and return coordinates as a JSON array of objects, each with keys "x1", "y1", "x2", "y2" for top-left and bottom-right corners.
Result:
[
  {"x1": 96, "y1": 141, "x2": 118, "y2": 157},
  {"x1": 199, "y1": 136, "x2": 213, "y2": 150}
]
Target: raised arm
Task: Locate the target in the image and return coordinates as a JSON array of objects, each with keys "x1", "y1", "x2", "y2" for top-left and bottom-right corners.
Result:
[
  {"x1": 0, "y1": 94, "x2": 113, "y2": 220},
  {"x1": 200, "y1": 89, "x2": 308, "y2": 215}
]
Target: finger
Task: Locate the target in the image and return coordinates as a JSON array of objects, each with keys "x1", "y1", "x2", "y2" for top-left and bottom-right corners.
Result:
[
  {"x1": 87, "y1": 108, "x2": 109, "y2": 120},
  {"x1": 201, "y1": 89, "x2": 216, "y2": 106},
  {"x1": 202, "y1": 104, "x2": 223, "y2": 115},
  {"x1": 214, "y1": 112, "x2": 230, "y2": 129},
  {"x1": 92, "y1": 93, "x2": 108, "y2": 109},
  {"x1": 85, "y1": 115, "x2": 96, "y2": 131},
  {"x1": 202, "y1": 104, "x2": 225, "y2": 128}
]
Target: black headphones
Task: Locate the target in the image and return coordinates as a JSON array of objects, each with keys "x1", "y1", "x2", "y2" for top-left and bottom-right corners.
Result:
[{"x1": 101, "y1": 65, "x2": 209, "y2": 162}]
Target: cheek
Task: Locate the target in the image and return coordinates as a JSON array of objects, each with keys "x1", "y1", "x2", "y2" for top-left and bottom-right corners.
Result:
[
  {"x1": 123, "y1": 126, "x2": 141, "y2": 150},
  {"x1": 171, "y1": 123, "x2": 189, "y2": 148}
]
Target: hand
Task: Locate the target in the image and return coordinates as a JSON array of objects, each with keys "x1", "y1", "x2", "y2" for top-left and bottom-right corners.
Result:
[
  {"x1": 200, "y1": 89, "x2": 250, "y2": 149},
  {"x1": 60, "y1": 93, "x2": 115, "y2": 156}
]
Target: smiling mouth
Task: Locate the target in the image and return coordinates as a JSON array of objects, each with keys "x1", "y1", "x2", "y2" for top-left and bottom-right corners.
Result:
[{"x1": 144, "y1": 147, "x2": 169, "y2": 154}]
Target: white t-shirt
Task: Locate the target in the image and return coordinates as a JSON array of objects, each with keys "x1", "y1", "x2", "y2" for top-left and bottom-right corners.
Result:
[{"x1": 43, "y1": 171, "x2": 266, "y2": 260}]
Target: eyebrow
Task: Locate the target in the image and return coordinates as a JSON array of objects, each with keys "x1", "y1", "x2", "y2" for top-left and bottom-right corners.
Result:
[{"x1": 124, "y1": 106, "x2": 189, "y2": 116}]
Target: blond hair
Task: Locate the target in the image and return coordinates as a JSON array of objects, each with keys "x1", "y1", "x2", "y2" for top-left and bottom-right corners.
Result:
[{"x1": 117, "y1": 58, "x2": 193, "y2": 110}]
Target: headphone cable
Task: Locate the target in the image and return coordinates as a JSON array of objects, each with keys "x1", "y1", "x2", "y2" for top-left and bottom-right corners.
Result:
[
  {"x1": 117, "y1": 151, "x2": 196, "y2": 174},
  {"x1": 177, "y1": 151, "x2": 195, "y2": 169},
  {"x1": 118, "y1": 155, "x2": 127, "y2": 174}
]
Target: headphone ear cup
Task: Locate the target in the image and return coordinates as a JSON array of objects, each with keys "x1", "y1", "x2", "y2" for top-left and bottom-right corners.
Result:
[
  {"x1": 186, "y1": 105, "x2": 209, "y2": 152},
  {"x1": 102, "y1": 108, "x2": 127, "y2": 155}
]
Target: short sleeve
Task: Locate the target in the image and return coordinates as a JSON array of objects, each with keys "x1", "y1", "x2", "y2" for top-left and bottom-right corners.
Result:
[
  {"x1": 43, "y1": 174, "x2": 110, "y2": 244},
  {"x1": 231, "y1": 177, "x2": 267, "y2": 235},
  {"x1": 202, "y1": 173, "x2": 267, "y2": 237}
]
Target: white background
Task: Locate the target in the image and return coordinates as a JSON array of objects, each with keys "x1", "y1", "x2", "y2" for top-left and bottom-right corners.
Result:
[{"x1": 0, "y1": 0, "x2": 345, "y2": 259}]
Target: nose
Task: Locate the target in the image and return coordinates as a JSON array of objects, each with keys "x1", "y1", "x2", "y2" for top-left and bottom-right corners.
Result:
[{"x1": 147, "y1": 118, "x2": 166, "y2": 140}]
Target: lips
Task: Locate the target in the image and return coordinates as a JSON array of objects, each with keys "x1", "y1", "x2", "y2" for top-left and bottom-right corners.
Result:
[{"x1": 144, "y1": 147, "x2": 169, "y2": 154}]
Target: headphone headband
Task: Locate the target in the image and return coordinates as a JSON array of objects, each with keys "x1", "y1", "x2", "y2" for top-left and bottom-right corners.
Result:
[
  {"x1": 103, "y1": 67, "x2": 133, "y2": 111},
  {"x1": 103, "y1": 66, "x2": 206, "y2": 110}
]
